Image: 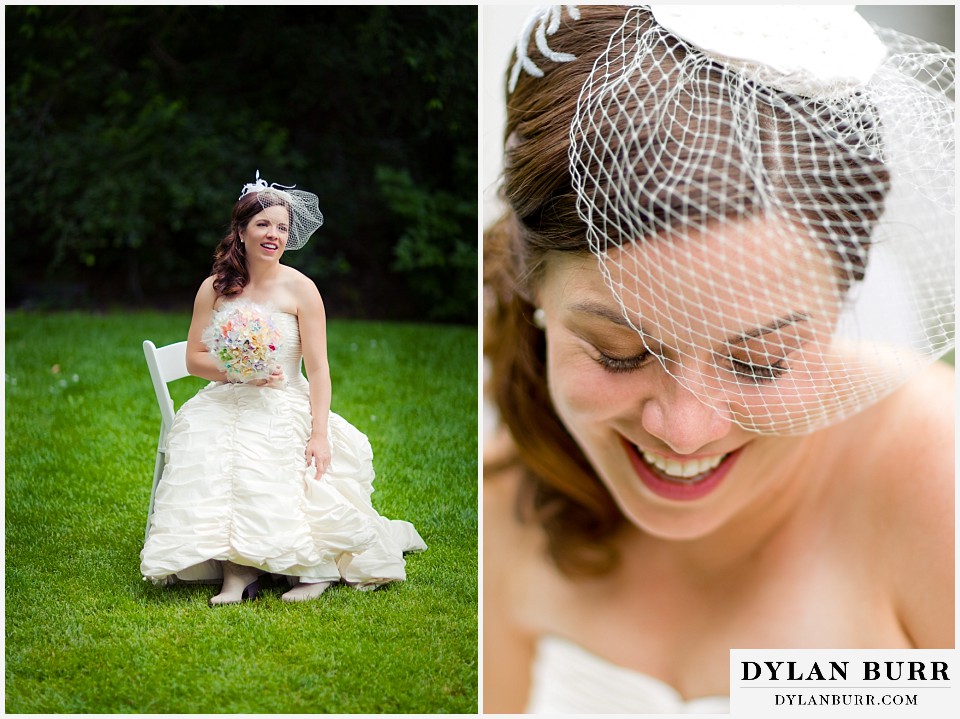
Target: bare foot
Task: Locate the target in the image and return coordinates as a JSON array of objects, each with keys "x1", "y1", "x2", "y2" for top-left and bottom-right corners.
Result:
[
  {"x1": 209, "y1": 562, "x2": 262, "y2": 606},
  {"x1": 281, "y1": 581, "x2": 334, "y2": 602}
]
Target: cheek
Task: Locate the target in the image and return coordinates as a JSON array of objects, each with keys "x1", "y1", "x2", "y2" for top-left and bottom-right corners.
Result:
[{"x1": 545, "y1": 341, "x2": 633, "y2": 424}]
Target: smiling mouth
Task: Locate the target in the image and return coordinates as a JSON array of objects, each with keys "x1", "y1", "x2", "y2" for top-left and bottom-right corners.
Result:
[
  {"x1": 620, "y1": 438, "x2": 743, "y2": 501},
  {"x1": 640, "y1": 449, "x2": 728, "y2": 482},
  {"x1": 261, "y1": 242, "x2": 278, "y2": 251}
]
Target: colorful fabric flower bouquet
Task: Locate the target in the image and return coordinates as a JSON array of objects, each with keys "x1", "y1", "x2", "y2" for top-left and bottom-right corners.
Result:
[{"x1": 202, "y1": 301, "x2": 283, "y2": 383}]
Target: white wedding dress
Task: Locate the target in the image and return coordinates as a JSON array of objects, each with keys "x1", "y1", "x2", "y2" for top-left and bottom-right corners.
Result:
[
  {"x1": 527, "y1": 635, "x2": 729, "y2": 714},
  {"x1": 140, "y1": 311, "x2": 426, "y2": 588}
]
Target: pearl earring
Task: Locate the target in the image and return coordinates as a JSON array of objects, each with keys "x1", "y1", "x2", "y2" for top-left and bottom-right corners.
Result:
[{"x1": 532, "y1": 308, "x2": 546, "y2": 329}]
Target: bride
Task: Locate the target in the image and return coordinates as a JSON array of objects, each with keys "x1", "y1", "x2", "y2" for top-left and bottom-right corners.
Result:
[
  {"x1": 140, "y1": 172, "x2": 426, "y2": 604},
  {"x1": 484, "y1": 5, "x2": 954, "y2": 713}
]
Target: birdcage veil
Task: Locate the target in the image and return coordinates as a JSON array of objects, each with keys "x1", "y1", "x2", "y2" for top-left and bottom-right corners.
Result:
[
  {"x1": 512, "y1": 5, "x2": 954, "y2": 435},
  {"x1": 238, "y1": 170, "x2": 324, "y2": 251}
]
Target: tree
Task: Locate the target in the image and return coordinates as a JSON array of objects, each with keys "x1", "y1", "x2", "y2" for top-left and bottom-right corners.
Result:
[{"x1": 6, "y1": 5, "x2": 477, "y2": 322}]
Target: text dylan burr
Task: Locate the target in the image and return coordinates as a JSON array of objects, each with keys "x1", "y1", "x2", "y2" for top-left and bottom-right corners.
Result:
[{"x1": 741, "y1": 661, "x2": 949, "y2": 682}]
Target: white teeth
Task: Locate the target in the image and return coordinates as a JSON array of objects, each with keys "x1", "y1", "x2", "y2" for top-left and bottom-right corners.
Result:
[{"x1": 641, "y1": 450, "x2": 726, "y2": 479}]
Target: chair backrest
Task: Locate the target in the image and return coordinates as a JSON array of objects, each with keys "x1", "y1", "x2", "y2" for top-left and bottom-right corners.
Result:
[{"x1": 143, "y1": 340, "x2": 190, "y2": 429}]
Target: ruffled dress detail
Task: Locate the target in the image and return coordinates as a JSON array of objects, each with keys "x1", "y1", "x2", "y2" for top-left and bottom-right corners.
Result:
[
  {"x1": 140, "y1": 311, "x2": 426, "y2": 588},
  {"x1": 527, "y1": 635, "x2": 729, "y2": 714}
]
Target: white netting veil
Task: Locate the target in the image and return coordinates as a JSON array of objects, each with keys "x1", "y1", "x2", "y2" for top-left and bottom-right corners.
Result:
[
  {"x1": 238, "y1": 170, "x2": 324, "y2": 251},
  {"x1": 538, "y1": 5, "x2": 955, "y2": 435}
]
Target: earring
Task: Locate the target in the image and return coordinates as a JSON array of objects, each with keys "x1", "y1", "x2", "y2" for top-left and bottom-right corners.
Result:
[{"x1": 532, "y1": 308, "x2": 546, "y2": 329}]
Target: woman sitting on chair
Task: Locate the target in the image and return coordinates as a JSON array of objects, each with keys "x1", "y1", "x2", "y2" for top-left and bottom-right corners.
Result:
[{"x1": 140, "y1": 172, "x2": 426, "y2": 604}]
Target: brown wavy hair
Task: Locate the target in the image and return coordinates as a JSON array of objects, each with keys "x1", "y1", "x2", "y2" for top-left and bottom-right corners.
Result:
[
  {"x1": 484, "y1": 6, "x2": 891, "y2": 577},
  {"x1": 210, "y1": 192, "x2": 292, "y2": 297}
]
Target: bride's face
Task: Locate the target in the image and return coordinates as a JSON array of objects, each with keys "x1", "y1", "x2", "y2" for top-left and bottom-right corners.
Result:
[
  {"x1": 536, "y1": 220, "x2": 843, "y2": 539},
  {"x1": 239, "y1": 205, "x2": 290, "y2": 262}
]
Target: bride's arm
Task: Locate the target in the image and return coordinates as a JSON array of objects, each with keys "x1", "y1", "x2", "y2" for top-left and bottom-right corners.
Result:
[
  {"x1": 185, "y1": 277, "x2": 231, "y2": 382},
  {"x1": 296, "y1": 276, "x2": 333, "y2": 477}
]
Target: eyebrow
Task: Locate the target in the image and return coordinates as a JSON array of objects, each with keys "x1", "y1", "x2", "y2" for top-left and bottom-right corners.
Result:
[
  {"x1": 569, "y1": 301, "x2": 809, "y2": 343},
  {"x1": 568, "y1": 301, "x2": 635, "y2": 328},
  {"x1": 727, "y1": 312, "x2": 811, "y2": 344}
]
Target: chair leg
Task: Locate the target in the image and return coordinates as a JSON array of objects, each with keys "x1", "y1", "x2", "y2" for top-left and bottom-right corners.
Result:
[{"x1": 144, "y1": 445, "x2": 166, "y2": 543}]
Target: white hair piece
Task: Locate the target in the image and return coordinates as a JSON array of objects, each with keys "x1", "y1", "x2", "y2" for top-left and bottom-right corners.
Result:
[{"x1": 508, "y1": 5, "x2": 582, "y2": 93}]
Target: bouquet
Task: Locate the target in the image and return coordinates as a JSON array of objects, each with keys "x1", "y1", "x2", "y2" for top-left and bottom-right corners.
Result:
[{"x1": 202, "y1": 301, "x2": 283, "y2": 383}]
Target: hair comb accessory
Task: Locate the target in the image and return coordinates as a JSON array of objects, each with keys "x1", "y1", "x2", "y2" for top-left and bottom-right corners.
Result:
[
  {"x1": 237, "y1": 170, "x2": 324, "y2": 251},
  {"x1": 509, "y1": 5, "x2": 582, "y2": 93},
  {"x1": 567, "y1": 6, "x2": 954, "y2": 434},
  {"x1": 238, "y1": 169, "x2": 297, "y2": 201}
]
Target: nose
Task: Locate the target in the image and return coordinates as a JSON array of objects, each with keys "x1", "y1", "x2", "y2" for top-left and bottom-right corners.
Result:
[{"x1": 640, "y1": 363, "x2": 733, "y2": 455}]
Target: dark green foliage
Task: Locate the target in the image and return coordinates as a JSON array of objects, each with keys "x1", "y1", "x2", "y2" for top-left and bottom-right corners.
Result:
[
  {"x1": 6, "y1": 6, "x2": 478, "y2": 321},
  {"x1": 376, "y1": 165, "x2": 476, "y2": 321},
  {"x1": 5, "y1": 310, "x2": 478, "y2": 713}
]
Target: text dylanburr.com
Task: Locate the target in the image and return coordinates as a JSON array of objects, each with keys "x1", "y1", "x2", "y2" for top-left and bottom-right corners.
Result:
[{"x1": 730, "y1": 650, "x2": 960, "y2": 716}]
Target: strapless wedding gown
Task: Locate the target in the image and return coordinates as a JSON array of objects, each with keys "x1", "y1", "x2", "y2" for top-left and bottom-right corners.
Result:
[
  {"x1": 526, "y1": 635, "x2": 729, "y2": 714},
  {"x1": 140, "y1": 311, "x2": 426, "y2": 588}
]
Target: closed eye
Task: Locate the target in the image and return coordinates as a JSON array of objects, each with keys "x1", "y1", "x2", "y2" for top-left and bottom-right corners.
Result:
[
  {"x1": 724, "y1": 311, "x2": 809, "y2": 384},
  {"x1": 595, "y1": 349, "x2": 652, "y2": 374},
  {"x1": 729, "y1": 358, "x2": 789, "y2": 383}
]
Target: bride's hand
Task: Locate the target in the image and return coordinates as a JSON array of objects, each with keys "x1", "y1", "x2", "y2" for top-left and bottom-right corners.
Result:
[
  {"x1": 305, "y1": 435, "x2": 331, "y2": 480},
  {"x1": 252, "y1": 366, "x2": 285, "y2": 388}
]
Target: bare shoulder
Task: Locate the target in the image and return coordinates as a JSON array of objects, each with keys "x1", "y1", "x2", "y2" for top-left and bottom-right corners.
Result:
[
  {"x1": 191, "y1": 276, "x2": 218, "y2": 318},
  {"x1": 279, "y1": 266, "x2": 324, "y2": 313},
  {"x1": 858, "y1": 362, "x2": 954, "y2": 646},
  {"x1": 872, "y1": 361, "x2": 954, "y2": 477},
  {"x1": 483, "y1": 430, "x2": 532, "y2": 555},
  {"x1": 195, "y1": 275, "x2": 217, "y2": 303},
  {"x1": 186, "y1": 277, "x2": 219, "y2": 348},
  {"x1": 280, "y1": 264, "x2": 315, "y2": 288},
  {"x1": 483, "y1": 463, "x2": 520, "y2": 564},
  {"x1": 483, "y1": 429, "x2": 541, "y2": 712},
  {"x1": 483, "y1": 430, "x2": 554, "y2": 618}
]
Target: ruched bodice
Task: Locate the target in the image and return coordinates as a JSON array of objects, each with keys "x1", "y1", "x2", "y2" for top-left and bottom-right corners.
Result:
[
  {"x1": 272, "y1": 312, "x2": 307, "y2": 387},
  {"x1": 526, "y1": 635, "x2": 729, "y2": 714},
  {"x1": 140, "y1": 307, "x2": 426, "y2": 587}
]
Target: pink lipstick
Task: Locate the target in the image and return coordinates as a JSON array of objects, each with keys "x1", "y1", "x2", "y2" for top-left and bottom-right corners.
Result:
[{"x1": 621, "y1": 438, "x2": 742, "y2": 501}]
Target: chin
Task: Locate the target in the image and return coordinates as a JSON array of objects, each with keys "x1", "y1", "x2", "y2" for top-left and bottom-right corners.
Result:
[
  {"x1": 624, "y1": 504, "x2": 735, "y2": 541},
  {"x1": 612, "y1": 490, "x2": 735, "y2": 541}
]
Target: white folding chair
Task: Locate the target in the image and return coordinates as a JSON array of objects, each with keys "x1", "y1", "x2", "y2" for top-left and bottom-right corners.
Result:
[{"x1": 142, "y1": 339, "x2": 189, "y2": 542}]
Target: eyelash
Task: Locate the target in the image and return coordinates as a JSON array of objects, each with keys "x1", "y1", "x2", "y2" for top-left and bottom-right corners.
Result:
[
  {"x1": 594, "y1": 350, "x2": 651, "y2": 374},
  {"x1": 595, "y1": 350, "x2": 789, "y2": 384},
  {"x1": 729, "y1": 359, "x2": 790, "y2": 383},
  {"x1": 258, "y1": 222, "x2": 288, "y2": 232}
]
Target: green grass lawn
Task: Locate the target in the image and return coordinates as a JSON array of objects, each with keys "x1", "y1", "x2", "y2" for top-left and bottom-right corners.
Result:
[{"x1": 4, "y1": 310, "x2": 478, "y2": 713}]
